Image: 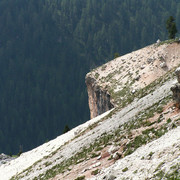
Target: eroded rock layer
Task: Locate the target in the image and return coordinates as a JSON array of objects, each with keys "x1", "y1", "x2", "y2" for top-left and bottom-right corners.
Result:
[
  {"x1": 86, "y1": 76, "x2": 114, "y2": 119},
  {"x1": 171, "y1": 67, "x2": 180, "y2": 106}
]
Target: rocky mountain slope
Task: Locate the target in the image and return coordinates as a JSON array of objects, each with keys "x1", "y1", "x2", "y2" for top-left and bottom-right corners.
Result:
[{"x1": 0, "y1": 40, "x2": 180, "y2": 180}]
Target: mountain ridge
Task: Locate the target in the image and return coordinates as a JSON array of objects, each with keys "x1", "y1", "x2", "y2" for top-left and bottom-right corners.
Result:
[{"x1": 0, "y1": 40, "x2": 180, "y2": 179}]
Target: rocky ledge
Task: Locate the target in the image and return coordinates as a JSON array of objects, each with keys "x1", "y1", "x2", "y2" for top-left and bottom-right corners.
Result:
[
  {"x1": 171, "y1": 67, "x2": 180, "y2": 107},
  {"x1": 86, "y1": 41, "x2": 180, "y2": 119},
  {"x1": 85, "y1": 76, "x2": 114, "y2": 119},
  {"x1": 0, "y1": 153, "x2": 16, "y2": 166}
]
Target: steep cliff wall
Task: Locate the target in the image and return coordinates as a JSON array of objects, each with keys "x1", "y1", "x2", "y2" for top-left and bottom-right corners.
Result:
[
  {"x1": 86, "y1": 41, "x2": 180, "y2": 119},
  {"x1": 85, "y1": 76, "x2": 114, "y2": 119},
  {"x1": 171, "y1": 67, "x2": 180, "y2": 106}
]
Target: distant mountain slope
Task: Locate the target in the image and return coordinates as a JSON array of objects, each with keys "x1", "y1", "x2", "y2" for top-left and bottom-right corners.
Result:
[
  {"x1": 0, "y1": 0, "x2": 180, "y2": 154},
  {"x1": 1, "y1": 40, "x2": 180, "y2": 180}
]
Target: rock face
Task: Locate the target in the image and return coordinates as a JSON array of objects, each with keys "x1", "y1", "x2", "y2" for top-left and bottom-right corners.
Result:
[
  {"x1": 0, "y1": 153, "x2": 16, "y2": 166},
  {"x1": 85, "y1": 76, "x2": 114, "y2": 119},
  {"x1": 171, "y1": 67, "x2": 180, "y2": 106}
]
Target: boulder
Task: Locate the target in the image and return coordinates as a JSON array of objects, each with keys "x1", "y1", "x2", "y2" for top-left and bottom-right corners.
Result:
[
  {"x1": 108, "y1": 145, "x2": 119, "y2": 154},
  {"x1": 160, "y1": 62, "x2": 167, "y2": 68},
  {"x1": 156, "y1": 39, "x2": 161, "y2": 44},
  {"x1": 112, "y1": 152, "x2": 121, "y2": 160},
  {"x1": 103, "y1": 174, "x2": 116, "y2": 180}
]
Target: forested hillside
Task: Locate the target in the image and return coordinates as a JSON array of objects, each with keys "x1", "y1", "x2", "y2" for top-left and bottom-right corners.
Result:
[{"x1": 0, "y1": 0, "x2": 179, "y2": 154}]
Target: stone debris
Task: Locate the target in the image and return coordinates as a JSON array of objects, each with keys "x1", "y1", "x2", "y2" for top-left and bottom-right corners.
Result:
[
  {"x1": 131, "y1": 89, "x2": 136, "y2": 94},
  {"x1": 112, "y1": 152, "x2": 121, "y2": 160},
  {"x1": 108, "y1": 145, "x2": 119, "y2": 155},
  {"x1": 140, "y1": 65, "x2": 145, "y2": 69},
  {"x1": 156, "y1": 39, "x2": 161, "y2": 45},
  {"x1": 147, "y1": 58, "x2": 154, "y2": 64},
  {"x1": 92, "y1": 162, "x2": 101, "y2": 168},
  {"x1": 103, "y1": 174, "x2": 116, "y2": 180},
  {"x1": 97, "y1": 155, "x2": 101, "y2": 160},
  {"x1": 160, "y1": 62, "x2": 167, "y2": 68},
  {"x1": 134, "y1": 75, "x2": 140, "y2": 81},
  {"x1": 0, "y1": 153, "x2": 16, "y2": 166}
]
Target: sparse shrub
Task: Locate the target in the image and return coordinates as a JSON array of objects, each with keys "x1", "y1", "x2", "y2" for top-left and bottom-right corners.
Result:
[
  {"x1": 101, "y1": 65, "x2": 107, "y2": 71},
  {"x1": 122, "y1": 167, "x2": 128, "y2": 172},
  {"x1": 167, "y1": 118, "x2": 172, "y2": 123},
  {"x1": 74, "y1": 176, "x2": 85, "y2": 180},
  {"x1": 63, "y1": 125, "x2": 70, "y2": 134},
  {"x1": 114, "y1": 52, "x2": 120, "y2": 58},
  {"x1": 91, "y1": 152, "x2": 100, "y2": 158},
  {"x1": 95, "y1": 72, "x2": 99, "y2": 79},
  {"x1": 91, "y1": 169, "x2": 100, "y2": 175}
]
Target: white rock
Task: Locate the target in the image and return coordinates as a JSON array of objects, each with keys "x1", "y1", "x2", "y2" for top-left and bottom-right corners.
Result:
[
  {"x1": 97, "y1": 155, "x2": 101, "y2": 160},
  {"x1": 160, "y1": 62, "x2": 167, "y2": 68},
  {"x1": 156, "y1": 39, "x2": 161, "y2": 44},
  {"x1": 92, "y1": 162, "x2": 101, "y2": 168},
  {"x1": 108, "y1": 145, "x2": 119, "y2": 154},
  {"x1": 113, "y1": 152, "x2": 121, "y2": 160},
  {"x1": 131, "y1": 89, "x2": 136, "y2": 94}
]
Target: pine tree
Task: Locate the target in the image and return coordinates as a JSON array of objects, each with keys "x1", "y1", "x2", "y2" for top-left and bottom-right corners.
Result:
[
  {"x1": 166, "y1": 16, "x2": 178, "y2": 39},
  {"x1": 63, "y1": 125, "x2": 70, "y2": 134}
]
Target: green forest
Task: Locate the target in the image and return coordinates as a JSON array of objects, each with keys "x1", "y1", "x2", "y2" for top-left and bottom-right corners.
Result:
[{"x1": 0, "y1": 0, "x2": 179, "y2": 154}]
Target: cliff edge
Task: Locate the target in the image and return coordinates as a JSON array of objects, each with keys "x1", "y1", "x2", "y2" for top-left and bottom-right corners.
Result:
[{"x1": 86, "y1": 41, "x2": 180, "y2": 119}]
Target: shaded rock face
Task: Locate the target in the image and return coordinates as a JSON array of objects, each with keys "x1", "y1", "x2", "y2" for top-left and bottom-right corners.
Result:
[
  {"x1": 86, "y1": 76, "x2": 114, "y2": 119},
  {"x1": 171, "y1": 67, "x2": 180, "y2": 106}
]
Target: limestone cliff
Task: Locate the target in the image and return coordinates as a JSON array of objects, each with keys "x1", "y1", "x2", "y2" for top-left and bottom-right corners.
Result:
[
  {"x1": 85, "y1": 76, "x2": 114, "y2": 119},
  {"x1": 171, "y1": 67, "x2": 180, "y2": 106}
]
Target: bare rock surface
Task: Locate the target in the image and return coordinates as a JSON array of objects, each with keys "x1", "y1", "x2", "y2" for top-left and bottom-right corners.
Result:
[
  {"x1": 89, "y1": 126, "x2": 180, "y2": 180},
  {"x1": 0, "y1": 154, "x2": 16, "y2": 166}
]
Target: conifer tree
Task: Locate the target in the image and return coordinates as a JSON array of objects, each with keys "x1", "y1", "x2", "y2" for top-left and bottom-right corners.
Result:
[{"x1": 166, "y1": 16, "x2": 178, "y2": 39}]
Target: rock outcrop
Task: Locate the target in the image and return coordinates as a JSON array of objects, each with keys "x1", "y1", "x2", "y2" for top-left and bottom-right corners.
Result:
[
  {"x1": 171, "y1": 67, "x2": 180, "y2": 107},
  {"x1": 0, "y1": 153, "x2": 16, "y2": 166},
  {"x1": 86, "y1": 76, "x2": 114, "y2": 119},
  {"x1": 86, "y1": 42, "x2": 180, "y2": 119}
]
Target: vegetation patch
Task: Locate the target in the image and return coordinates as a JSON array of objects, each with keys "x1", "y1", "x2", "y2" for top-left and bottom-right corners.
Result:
[
  {"x1": 74, "y1": 176, "x2": 85, "y2": 180},
  {"x1": 122, "y1": 167, "x2": 128, "y2": 172},
  {"x1": 91, "y1": 169, "x2": 100, "y2": 175}
]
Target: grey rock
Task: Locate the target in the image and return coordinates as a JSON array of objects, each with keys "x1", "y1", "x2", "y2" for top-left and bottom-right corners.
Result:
[
  {"x1": 140, "y1": 65, "x2": 145, "y2": 69},
  {"x1": 134, "y1": 75, "x2": 140, "y2": 81},
  {"x1": 113, "y1": 152, "x2": 121, "y2": 160},
  {"x1": 147, "y1": 58, "x2": 154, "y2": 64},
  {"x1": 97, "y1": 155, "x2": 101, "y2": 160},
  {"x1": 92, "y1": 162, "x2": 101, "y2": 168},
  {"x1": 0, "y1": 153, "x2": 16, "y2": 166},
  {"x1": 160, "y1": 62, "x2": 167, "y2": 68},
  {"x1": 103, "y1": 174, "x2": 116, "y2": 180},
  {"x1": 156, "y1": 39, "x2": 161, "y2": 44},
  {"x1": 108, "y1": 145, "x2": 119, "y2": 154},
  {"x1": 159, "y1": 56, "x2": 165, "y2": 61}
]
